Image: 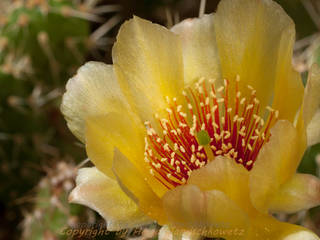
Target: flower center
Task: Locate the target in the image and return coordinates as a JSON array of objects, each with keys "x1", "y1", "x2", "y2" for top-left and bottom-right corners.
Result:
[{"x1": 144, "y1": 77, "x2": 279, "y2": 189}]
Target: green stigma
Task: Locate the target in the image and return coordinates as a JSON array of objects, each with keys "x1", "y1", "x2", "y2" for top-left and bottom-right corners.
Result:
[{"x1": 196, "y1": 130, "x2": 211, "y2": 146}]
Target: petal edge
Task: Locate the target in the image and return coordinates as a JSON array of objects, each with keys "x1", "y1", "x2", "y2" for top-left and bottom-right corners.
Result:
[{"x1": 69, "y1": 167, "x2": 151, "y2": 231}]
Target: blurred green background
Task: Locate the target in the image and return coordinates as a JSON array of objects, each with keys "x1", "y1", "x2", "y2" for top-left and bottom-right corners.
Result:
[{"x1": 0, "y1": 0, "x2": 320, "y2": 239}]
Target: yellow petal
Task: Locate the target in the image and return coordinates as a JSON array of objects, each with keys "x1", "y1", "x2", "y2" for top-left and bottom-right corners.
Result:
[
  {"x1": 303, "y1": 64, "x2": 320, "y2": 126},
  {"x1": 268, "y1": 173, "x2": 320, "y2": 213},
  {"x1": 69, "y1": 167, "x2": 151, "y2": 231},
  {"x1": 188, "y1": 156, "x2": 252, "y2": 213},
  {"x1": 112, "y1": 16, "x2": 184, "y2": 124},
  {"x1": 271, "y1": 49, "x2": 304, "y2": 123},
  {"x1": 302, "y1": 64, "x2": 320, "y2": 146},
  {"x1": 158, "y1": 226, "x2": 174, "y2": 240},
  {"x1": 61, "y1": 62, "x2": 128, "y2": 142},
  {"x1": 171, "y1": 14, "x2": 221, "y2": 86},
  {"x1": 246, "y1": 215, "x2": 319, "y2": 240},
  {"x1": 282, "y1": 231, "x2": 319, "y2": 240},
  {"x1": 112, "y1": 148, "x2": 166, "y2": 224},
  {"x1": 307, "y1": 109, "x2": 320, "y2": 146},
  {"x1": 86, "y1": 112, "x2": 168, "y2": 196},
  {"x1": 214, "y1": 0, "x2": 303, "y2": 120},
  {"x1": 162, "y1": 184, "x2": 249, "y2": 238},
  {"x1": 85, "y1": 112, "x2": 144, "y2": 178},
  {"x1": 249, "y1": 120, "x2": 305, "y2": 213}
]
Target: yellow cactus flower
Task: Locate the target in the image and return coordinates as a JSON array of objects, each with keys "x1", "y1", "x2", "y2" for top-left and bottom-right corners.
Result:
[{"x1": 61, "y1": 0, "x2": 320, "y2": 239}]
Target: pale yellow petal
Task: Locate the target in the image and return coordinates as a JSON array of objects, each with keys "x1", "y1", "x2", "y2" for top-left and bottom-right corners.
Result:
[
  {"x1": 214, "y1": 0, "x2": 303, "y2": 120},
  {"x1": 86, "y1": 112, "x2": 168, "y2": 196},
  {"x1": 112, "y1": 148, "x2": 166, "y2": 224},
  {"x1": 268, "y1": 173, "x2": 320, "y2": 213},
  {"x1": 69, "y1": 167, "x2": 151, "y2": 231},
  {"x1": 171, "y1": 14, "x2": 221, "y2": 86},
  {"x1": 246, "y1": 215, "x2": 319, "y2": 240},
  {"x1": 303, "y1": 64, "x2": 320, "y2": 126},
  {"x1": 188, "y1": 156, "x2": 252, "y2": 213},
  {"x1": 271, "y1": 45, "x2": 304, "y2": 122},
  {"x1": 158, "y1": 226, "x2": 172, "y2": 240},
  {"x1": 85, "y1": 112, "x2": 144, "y2": 178},
  {"x1": 282, "y1": 231, "x2": 319, "y2": 240},
  {"x1": 162, "y1": 184, "x2": 249, "y2": 239},
  {"x1": 158, "y1": 225, "x2": 201, "y2": 240},
  {"x1": 61, "y1": 62, "x2": 128, "y2": 142},
  {"x1": 302, "y1": 64, "x2": 320, "y2": 146},
  {"x1": 307, "y1": 109, "x2": 320, "y2": 146},
  {"x1": 249, "y1": 120, "x2": 305, "y2": 213},
  {"x1": 204, "y1": 190, "x2": 249, "y2": 239},
  {"x1": 112, "y1": 16, "x2": 184, "y2": 124}
]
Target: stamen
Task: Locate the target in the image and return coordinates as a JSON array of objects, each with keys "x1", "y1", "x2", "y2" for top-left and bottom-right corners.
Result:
[{"x1": 144, "y1": 77, "x2": 278, "y2": 188}]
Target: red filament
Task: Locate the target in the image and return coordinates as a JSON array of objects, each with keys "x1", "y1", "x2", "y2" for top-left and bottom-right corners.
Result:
[{"x1": 144, "y1": 77, "x2": 278, "y2": 189}]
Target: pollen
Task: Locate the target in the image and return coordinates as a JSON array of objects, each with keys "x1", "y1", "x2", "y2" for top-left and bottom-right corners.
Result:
[{"x1": 144, "y1": 76, "x2": 278, "y2": 189}]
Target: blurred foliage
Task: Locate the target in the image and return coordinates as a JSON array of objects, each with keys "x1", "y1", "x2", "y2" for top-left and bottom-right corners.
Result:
[
  {"x1": 0, "y1": 0, "x2": 320, "y2": 239},
  {"x1": 0, "y1": 0, "x2": 90, "y2": 239},
  {"x1": 299, "y1": 143, "x2": 320, "y2": 176},
  {"x1": 21, "y1": 161, "x2": 88, "y2": 240},
  {"x1": 275, "y1": 0, "x2": 317, "y2": 39}
]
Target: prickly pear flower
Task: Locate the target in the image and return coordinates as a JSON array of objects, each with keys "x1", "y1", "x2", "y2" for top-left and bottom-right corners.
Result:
[{"x1": 61, "y1": 0, "x2": 320, "y2": 239}]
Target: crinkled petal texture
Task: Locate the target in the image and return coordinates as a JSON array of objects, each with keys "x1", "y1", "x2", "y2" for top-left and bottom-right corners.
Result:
[
  {"x1": 214, "y1": 0, "x2": 304, "y2": 121},
  {"x1": 61, "y1": 62, "x2": 129, "y2": 143},
  {"x1": 69, "y1": 167, "x2": 152, "y2": 230},
  {"x1": 61, "y1": 62, "x2": 135, "y2": 177}
]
